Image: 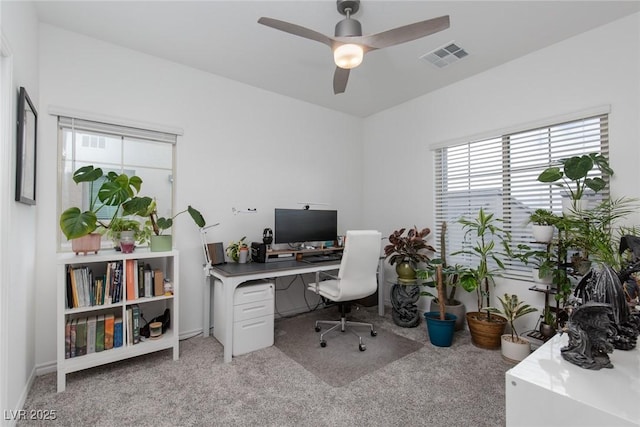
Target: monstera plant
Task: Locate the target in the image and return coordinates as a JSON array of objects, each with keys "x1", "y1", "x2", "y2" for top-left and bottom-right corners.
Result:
[
  {"x1": 537, "y1": 152, "x2": 613, "y2": 201},
  {"x1": 60, "y1": 165, "x2": 148, "y2": 240}
]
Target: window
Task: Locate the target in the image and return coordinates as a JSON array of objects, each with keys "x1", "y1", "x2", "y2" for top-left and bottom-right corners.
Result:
[
  {"x1": 58, "y1": 116, "x2": 177, "y2": 250},
  {"x1": 434, "y1": 113, "x2": 609, "y2": 280}
]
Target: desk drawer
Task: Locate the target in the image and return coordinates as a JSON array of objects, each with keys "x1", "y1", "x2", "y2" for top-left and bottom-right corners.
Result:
[
  {"x1": 233, "y1": 314, "x2": 274, "y2": 356},
  {"x1": 233, "y1": 299, "x2": 274, "y2": 322},
  {"x1": 234, "y1": 282, "x2": 274, "y2": 305}
]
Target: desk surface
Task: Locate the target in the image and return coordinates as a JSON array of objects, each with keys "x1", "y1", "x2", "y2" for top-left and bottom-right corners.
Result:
[{"x1": 211, "y1": 260, "x2": 339, "y2": 278}]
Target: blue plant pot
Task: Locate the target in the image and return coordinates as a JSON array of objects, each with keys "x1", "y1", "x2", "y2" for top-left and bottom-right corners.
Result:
[{"x1": 424, "y1": 311, "x2": 457, "y2": 347}]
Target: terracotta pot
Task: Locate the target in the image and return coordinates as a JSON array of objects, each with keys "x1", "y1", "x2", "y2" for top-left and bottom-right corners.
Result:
[
  {"x1": 71, "y1": 233, "x2": 101, "y2": 255},
  {"x1": 466, "y1": 311, "x2": 507, "y2": 349}
]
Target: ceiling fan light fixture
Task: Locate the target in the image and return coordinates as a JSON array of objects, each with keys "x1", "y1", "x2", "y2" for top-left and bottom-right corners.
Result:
[{"x1": 334, "y1": 43, "x2": 363, "y2": 69}]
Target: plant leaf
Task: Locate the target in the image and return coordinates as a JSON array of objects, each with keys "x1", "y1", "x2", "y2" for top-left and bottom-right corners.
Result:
[
  {"x1": 60, "y1": 207, "x2": 97, "y2": 240},
  {"x1": 72, "y1": 165, "x2": 103, "y2": 183}
]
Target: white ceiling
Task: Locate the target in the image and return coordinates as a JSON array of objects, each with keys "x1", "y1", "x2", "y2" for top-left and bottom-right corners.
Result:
[{"x1": 34, "y1": 1, "x2": 640, "y2": 117}]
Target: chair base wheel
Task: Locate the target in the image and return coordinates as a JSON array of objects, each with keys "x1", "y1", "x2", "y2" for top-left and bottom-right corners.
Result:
[
  {"x1": 371, "y1": 330, "x2": 377, "y2": 337},
  {"x1": 315, "y1": 326, "x2": 321, "y2": 332},
  {"x1": 359, "y1": 344, "x2": 366, "y2": 351},
  {"x1": 320, "y1": 340, "x2": 327, "y2": 347}
]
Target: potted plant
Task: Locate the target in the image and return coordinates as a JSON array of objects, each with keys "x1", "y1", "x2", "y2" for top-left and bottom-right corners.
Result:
[
  {"x1": 143, "y1": 198, "x2": 206, "y2": 252},
  {"x1": 417, "y1": 262, "x2": 457, "y2": 347},
  {"x1": 105, "y1": 217, "x2": 143, "y2": 251},
  {"x1": 537, "y1": 152, "x2": 613, "y2": 213},
  {"x1": 539, "y1": 306, "x2": 556, "y2": 339},
  {"x1": 529, "y1": 208, "x2": 558, "y2": 243},
  {"x1": 454, "y1": 208, "x2": 509, "y2": 349},
  {"x1": 226, "y1": 237, "x2": 249, "y2": 263},
  {"x1": 489, "y1": 293, "x2": 537, "y2": 363},
  {"x1": 384, "y1": 226, "x2": 435, "y2": 282},
  {"x1": 59, "y1": 165, "x2": 145, "y2": 255},
  {"x1": 511, "y1": 243, "x2": 555, "y2": 287},
  {"x1": 418, "y1": 222, "x2": 466, "y2": 331}
]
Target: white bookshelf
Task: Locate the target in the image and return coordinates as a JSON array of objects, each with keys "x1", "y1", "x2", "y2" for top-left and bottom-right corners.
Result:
[{"x1": 56, "y1": 248, "x2": 179, "y2": 392}]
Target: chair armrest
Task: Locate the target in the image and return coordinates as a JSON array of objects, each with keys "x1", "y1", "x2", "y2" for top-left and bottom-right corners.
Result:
[
  {"x1": 311, "y1": 270, "x2": 339, "y2": 294},
  {"x1": 318, "y1": 270, "x2": 339, "y2": 281}
]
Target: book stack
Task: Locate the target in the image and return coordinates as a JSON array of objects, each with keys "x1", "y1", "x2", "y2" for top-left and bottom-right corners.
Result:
[
  {"x1": 124, "y1": 260, "x2": 165, "y2": 299},
  {"x1": 65, "y1": 261, "x2": 124, "y2": 308},
  {"x1": 64, "y1": 312, "x2": 125, "y2": 359}
]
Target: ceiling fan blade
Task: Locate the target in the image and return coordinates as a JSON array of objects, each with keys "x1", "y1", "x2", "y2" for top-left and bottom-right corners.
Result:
[
  {"x1": 333, "y1": 67, "x2": 350, "y2": 95},
  {"x1": 358, "y1": 15, "x2": 450, "y2": 49},
  {"x1": 258, "y1": 17, "x2": 334, "y2": 48}
]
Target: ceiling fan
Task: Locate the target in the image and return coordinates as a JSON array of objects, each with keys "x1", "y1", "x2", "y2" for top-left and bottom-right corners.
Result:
[{"x1": 258, "y1": 0, "x2": 450, "y2": 95}]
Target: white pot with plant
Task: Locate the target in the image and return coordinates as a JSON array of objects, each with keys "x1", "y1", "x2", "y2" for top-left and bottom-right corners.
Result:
[
  {"x1": 489, "y1": 293, "x2": 538, "y2": 363},
  {"x1": 528, "y1": 209, "x2": 558, "y2": 244},
  {"x1": 226, "y1": 237, "x2": 249, "y2": 263}
]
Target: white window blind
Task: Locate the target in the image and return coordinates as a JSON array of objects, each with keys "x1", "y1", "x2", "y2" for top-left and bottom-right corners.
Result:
[{"x1": 434, "y1": 114, "x2": 609, "y2": 280}]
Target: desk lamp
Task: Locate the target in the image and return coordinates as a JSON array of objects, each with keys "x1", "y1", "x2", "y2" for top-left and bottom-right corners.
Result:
[{"x1": 200, "y1": 223, "x2": 220, "y2": 276}]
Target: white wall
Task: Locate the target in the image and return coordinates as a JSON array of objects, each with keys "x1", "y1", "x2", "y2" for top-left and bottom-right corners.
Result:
[
  {"x1": 35, "y1": 24, "x2": 364, "y2": 366},
  {"x1": 363, "y1": 13, "x2": 640, "y2": 332},
  {"x1": 0, "y1": 0, "x2": 39, "y2": 420}
]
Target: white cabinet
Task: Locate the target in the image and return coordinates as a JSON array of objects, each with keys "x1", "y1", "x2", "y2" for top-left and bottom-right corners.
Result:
[
  {"x1": 56, "y1": 248, "x2": 179, "y2": 392},
  {"x1": 506, "y1": 333, "x2": 640, "y2": 426},
  {"x1": 214, "y1": 280, "x2": 274, "y2": 356}
]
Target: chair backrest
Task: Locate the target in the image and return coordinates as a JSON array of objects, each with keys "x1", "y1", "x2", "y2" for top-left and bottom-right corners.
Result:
[{"x1": 334, "y1": 230, "x2": 382, "y2": 301}]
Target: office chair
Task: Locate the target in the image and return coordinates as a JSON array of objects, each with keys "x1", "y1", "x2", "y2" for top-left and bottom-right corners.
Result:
[{"x1": 307, "y1": 230, "x2": 382, "y2": 351}]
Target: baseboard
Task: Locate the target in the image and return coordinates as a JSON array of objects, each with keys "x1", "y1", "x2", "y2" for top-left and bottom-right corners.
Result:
[
  {"x1": 35, "y1": 360, "x2": 56, "y2": 376},
  {"x1": 3, "y1": 365, "x2": 36, "y2": 427}
]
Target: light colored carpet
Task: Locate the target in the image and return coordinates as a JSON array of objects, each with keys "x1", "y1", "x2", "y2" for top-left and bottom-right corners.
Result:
[
  {"x1": 275, "y1": 307, "x2": 423, "y2": 387},
  {"x1": 18, "y1": 306, "x2": 510, "y2": 426}
]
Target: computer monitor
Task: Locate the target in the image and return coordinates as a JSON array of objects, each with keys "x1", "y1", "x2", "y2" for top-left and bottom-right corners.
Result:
[{"x1": 274, "y1": 208, "x2": 338, "y2": 244}]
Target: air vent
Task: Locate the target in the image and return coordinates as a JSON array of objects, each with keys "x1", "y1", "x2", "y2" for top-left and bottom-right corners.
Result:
[{"x1": 420, "y1": 42, "x2": 469, "y2": 68}]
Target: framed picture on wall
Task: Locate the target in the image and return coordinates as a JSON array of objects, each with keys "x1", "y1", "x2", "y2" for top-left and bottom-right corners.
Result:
[{"x1": 15, "y1": 86, "x2": 37, "y2": 205}]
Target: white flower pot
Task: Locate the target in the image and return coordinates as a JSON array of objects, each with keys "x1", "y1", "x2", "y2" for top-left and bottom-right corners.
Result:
[
  {"x1": 532, "y1": 268, "x2": 552, "y2": 286},
  {"x1": 501, "y1": 334, "x2": 531, "y2": 363},
  {"x1": 531, "y1": 225, "x2": 554, "y2": 243},
  {"x1": 562, "y1": 198, "x2": 589, "y2": 216}
]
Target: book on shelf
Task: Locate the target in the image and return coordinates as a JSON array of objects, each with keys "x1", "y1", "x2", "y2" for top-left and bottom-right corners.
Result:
[
  {"x1": 75, "y1": 318, "x2": 87, "y2": 356},
  {"x1": 153, "y1": 268, "x2": 164, "y2": 296},
  {"x1": 126, "y1": 307, "x2": 133, "y2": 345},
  {"x1": 132, "y1": 305, "x2": 140, "y2": 344},
  {"x1": 86, "y1": 316, "x2": 97, "y2": 354},
  {"x1": 138, "y1": 261, "x2": 145, "y2": 298},
  {"x1": 68, "y1": 266, "x2": 79, "y2": 308},
  {"x1": 111, "y1": 261, "x2": 123, "y2": 303},
  {"x1": 144, "y1": 264, "x2": 152, "y2": 298},
  {"x1": 70, "y1": 318, "x2": 77, "y2": 358},
  {"x1": 104, "y1": 313, "x2": 115, "y2": 350},
  {"x1": 65, "y1": 320, "x2": 71, "y2": 359},
  {"x1": 126, "y1": 259, "x2": 136, "y2": 301},
  {"x1": 65, "y1": 268, "x2": 74, "y2": 309},
  {"x1": 105, "y1": 262, "x2": 113, "y2": 304},
  {"x1": 114, "y1": 316, "x2": 123, "y2": 348},
  {"x1": 95, "y1": 314, "x2": 105, "y2": 352}
]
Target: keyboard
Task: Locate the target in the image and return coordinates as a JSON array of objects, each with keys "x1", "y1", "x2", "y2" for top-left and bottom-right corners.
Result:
[{"x1": 302, "y1": 254, "x2": 342, "y2": 263}]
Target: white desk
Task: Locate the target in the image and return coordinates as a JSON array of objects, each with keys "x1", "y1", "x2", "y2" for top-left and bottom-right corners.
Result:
[
  {"x1": 204, "y1": 258, "x2": 386, "y2": 363},
  {"x1": 506, "y1": 333, "x2": 640, "y2": 426}
]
